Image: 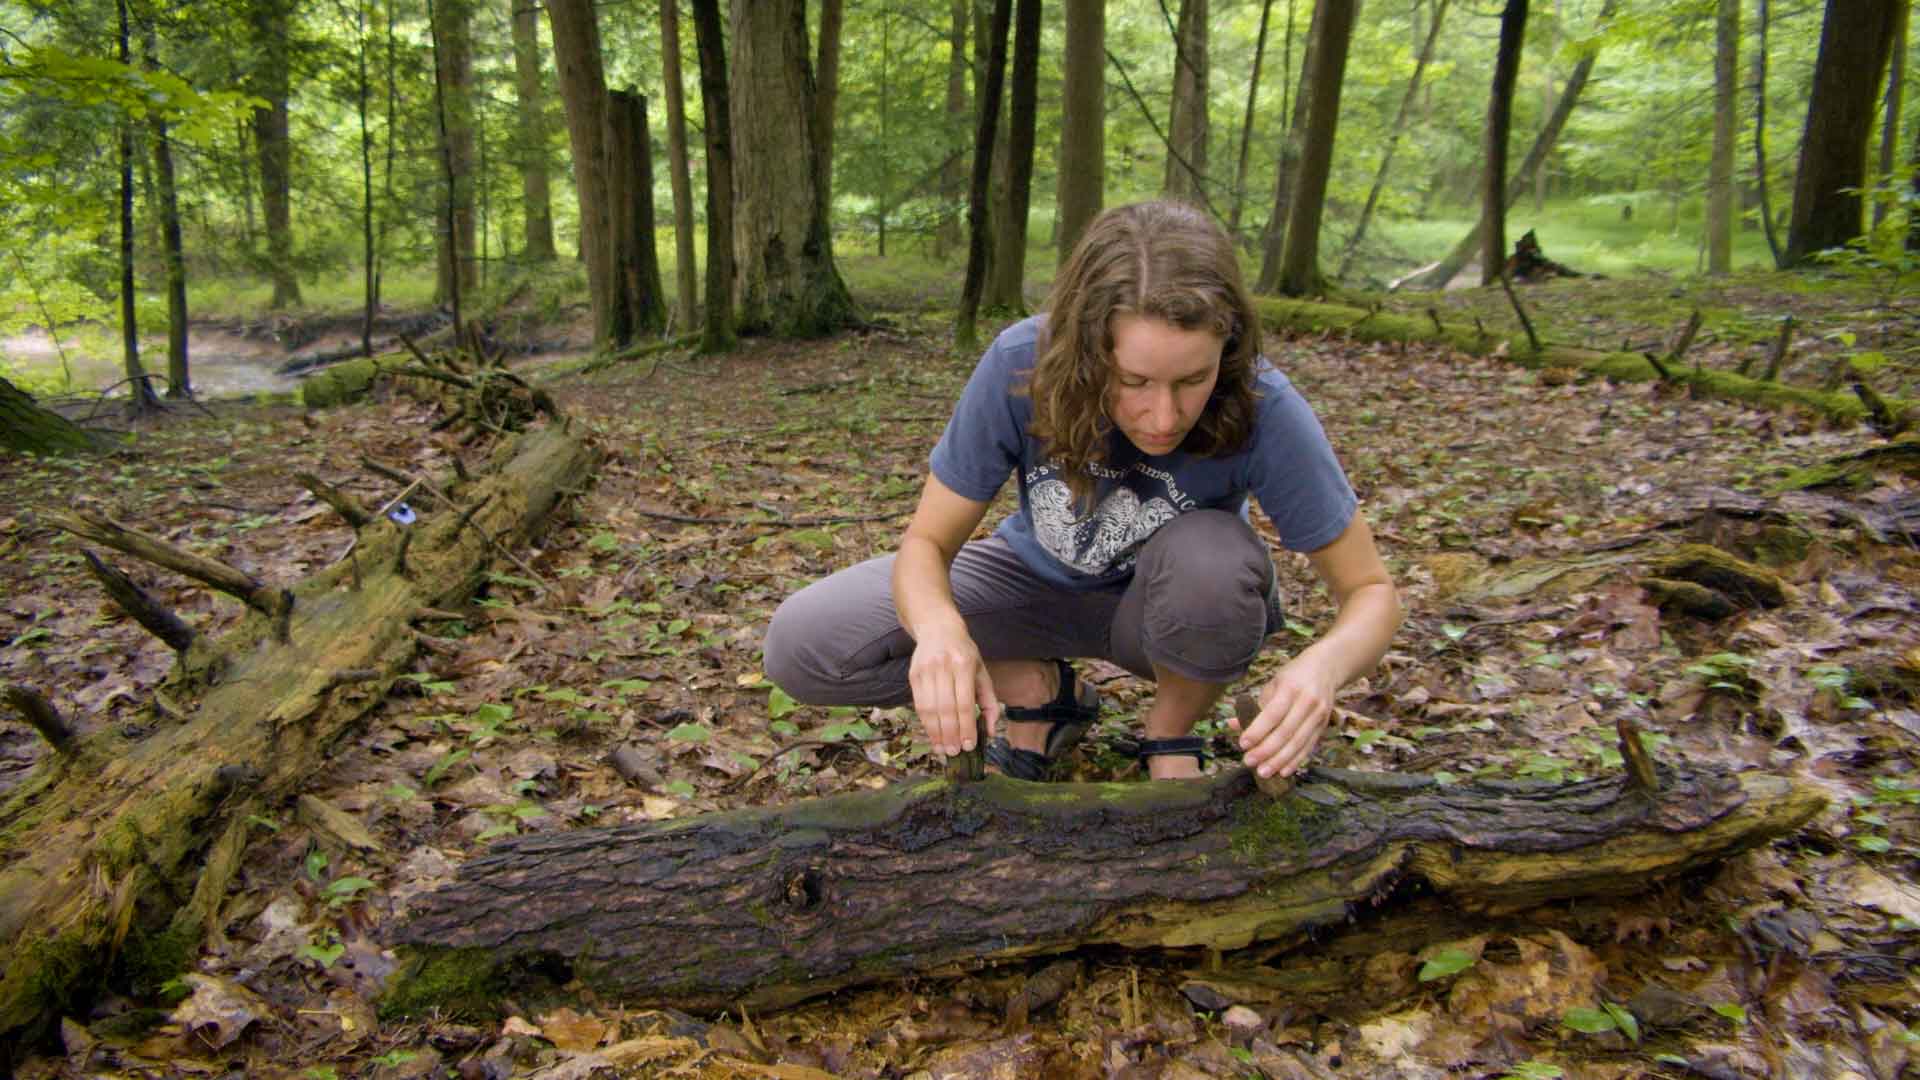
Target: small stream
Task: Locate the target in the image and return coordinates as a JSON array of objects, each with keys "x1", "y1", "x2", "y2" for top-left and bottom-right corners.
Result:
[{"x1": 4, "y1": 327, "x2": 307, "y2": 398}]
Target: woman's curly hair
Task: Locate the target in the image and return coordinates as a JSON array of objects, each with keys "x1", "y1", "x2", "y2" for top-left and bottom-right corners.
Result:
[{"x1": 1026, "y1": 200, "x2": 1263, "y2": 506}]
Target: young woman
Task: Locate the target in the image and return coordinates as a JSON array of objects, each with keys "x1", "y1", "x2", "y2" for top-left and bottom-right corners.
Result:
[{"x1": 764, "y1": 201, "x2": 1399, "y2": 781}]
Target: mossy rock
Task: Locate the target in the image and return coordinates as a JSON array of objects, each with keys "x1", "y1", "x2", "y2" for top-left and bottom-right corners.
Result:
[
  {"x1": 1648, "y1": 545, "x2": 1788, "y2": 610},
  {"x1": 300, "y1": 353, "x2": 410, "y2": 409}
]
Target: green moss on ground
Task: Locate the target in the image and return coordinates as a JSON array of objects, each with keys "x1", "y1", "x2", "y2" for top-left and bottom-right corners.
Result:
[{"x1": 379, "y1": 947, "x2": 506, "y2": 1021}]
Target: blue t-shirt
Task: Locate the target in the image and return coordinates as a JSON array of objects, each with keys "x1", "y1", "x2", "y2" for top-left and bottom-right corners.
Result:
[{"x1": 929, "y1": 316, "x2": 1357, "y2": 592}]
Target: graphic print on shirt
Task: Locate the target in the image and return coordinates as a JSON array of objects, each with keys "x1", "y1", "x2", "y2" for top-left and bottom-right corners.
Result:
[{"x1": 1026, "y1": 461, "x2": 1198, "y2": 576}]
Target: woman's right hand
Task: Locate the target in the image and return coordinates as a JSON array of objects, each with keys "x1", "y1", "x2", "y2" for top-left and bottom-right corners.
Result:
[{"x1": 908, "y1": 626, "x2": 1001, "y2": 757}]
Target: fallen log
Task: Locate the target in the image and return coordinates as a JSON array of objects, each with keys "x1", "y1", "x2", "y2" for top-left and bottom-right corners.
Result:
[
  {"x1": 0, "y1": 421, "x2": 596, "y2": 1041},
  {"x1": 388, "y1": 761, "x2": 1823, "y2": 1016}
]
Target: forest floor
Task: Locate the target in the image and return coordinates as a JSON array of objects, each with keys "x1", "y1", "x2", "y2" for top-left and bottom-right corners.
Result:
[{"x1": 2, "y1": 270, "x2": 1918, "y2": 1079}]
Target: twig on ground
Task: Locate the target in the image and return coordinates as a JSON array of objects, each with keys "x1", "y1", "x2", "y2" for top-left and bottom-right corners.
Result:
[{"x1": 1495, "y1": 273, "x2": 1541, "y2": 354}]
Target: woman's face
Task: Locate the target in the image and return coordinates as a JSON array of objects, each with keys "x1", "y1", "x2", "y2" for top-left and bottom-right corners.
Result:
[{"x1": 1105, "y1": 313, "x2": 1223, "y2": 456}]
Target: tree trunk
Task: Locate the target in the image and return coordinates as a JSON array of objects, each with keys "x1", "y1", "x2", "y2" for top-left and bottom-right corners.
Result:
[
  {"x1": 813, "y1": 0, "x2": 844, "y2": 213},
  {"x1": 983, "y1": 0, "x2": 1038, "y2": 313},
  {"x1": 604, "y1": 91, "x2": 667, "y2": 342},
  {"x1": 1256, "y1": 0, "x2": 1317, "y2": 294},
  {"x1": 391, "y1": 764, "x2": 1823, "y2": 1013},
  {"x1": 1783, "y1": 0, "x2": 1901, "y2": 266},
  {"x1": 117, "y1": 0, "x2": 158, "y2": 415},
  {"x1": 1055, "y1": 0, "x2": 1105, "y2": 264},
  {"x1": 1163, "y1": 0, "x2": 1209, "y2": 204},
  {"x1": 1337, "y1": 0, "x2": 1448, "y2": 279},
  {"x1": 1752, "y1": 0, "x2": 1783, "y2": 266},
  {"x1": 1481, "y1": 0, "x2": 1529, "y2": 287},
  {"x1": 954, "y1": 0, "x2": 1012, "y2": 350},
  {"x1": 1391, "y1": 0, "x2": 1611, "y2": 292},
  {"x1": 728, "y1": 0, "x2": 856, "y2": 338},
  {"x1": 1275, "y1": 0, "x2": 1357, "y2": 297},
  {"x1": 250, "y1": 0, "x2": 300, "y2": 309},
  {"x1": 936, "y1": 0, "x2": 969, "y2": 260},
  {"x1": 0, "y1": 377, "x2": 96, "y2": 455},
  {"x1": 354, "y1": 0, "x2": 376, "y2": 355},
  {"x1": 511, "y1": 2, "x2": 558, "y2": 263},
  {"x1": 431, "y1": 0, "x2": 477, "y2": 305},
  {"x1": 1708, "y1": 0, "x2": 1739, "y2": 275},
  {"x1": 1228, "y1": 0, "x2": 1275, "y2": 238},
  {"x1": 145, "y1": 28, "x2": 190, "y2": 400},
  {"x1": 689, "y1": 0, "x2": 736, "y2": 353},
  {"x1": 659, "y1": 0, "x2": 699, "y2": 332},
  {"x1": 0, "y1": 423, "x2": 596, "y2": 1043},
  {"x1": 1873, "y1": 0, "x2": 1908, "y2": 230}
]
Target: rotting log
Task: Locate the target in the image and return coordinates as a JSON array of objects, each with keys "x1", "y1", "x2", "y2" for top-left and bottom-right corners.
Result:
[
  {"x1": 389, "y1": 762, "x2": 1824, "y2": 1015},
  {"x1": 0, "y1": 421, "x2": 596, "y2": 1041},
  {"x1": 1251, "y1": 296, "x2": 1911, "y2": 425}
]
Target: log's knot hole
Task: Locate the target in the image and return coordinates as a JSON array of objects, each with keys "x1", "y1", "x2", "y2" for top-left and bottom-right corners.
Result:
[{"x1": 781, "y1": 868, "x2": 823, "y2": 911}]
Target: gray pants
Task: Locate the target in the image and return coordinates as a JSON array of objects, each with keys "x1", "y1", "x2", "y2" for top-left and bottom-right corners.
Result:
[{"x1": 763, "y1": 509, "x2": 1283, "y2": 706}]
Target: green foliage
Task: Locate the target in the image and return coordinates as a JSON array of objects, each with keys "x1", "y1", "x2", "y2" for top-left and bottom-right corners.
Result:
[{"x1": 1416, "y1": 947, "x2": 1477, "y2": 982}]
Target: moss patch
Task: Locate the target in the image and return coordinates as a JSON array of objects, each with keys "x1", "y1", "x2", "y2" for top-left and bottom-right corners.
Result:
[
  {"x1": 1227, "y1": 794, "x2": 1338, "y2": 863},
  {"x1": 300, "y1": 353, "x2": 409, "y2": 409},
  {"x1": 379, "y1": 947, "x2": 507, "y2": 1021}
]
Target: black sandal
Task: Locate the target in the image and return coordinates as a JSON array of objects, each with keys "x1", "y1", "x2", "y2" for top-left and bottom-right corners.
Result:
[
  {"x1": 1137, "y1": 736, "x2": 1209, "y2": 777},
  {"x1": 983, "y1": 659, "x2": 1099, "y2": 781}
]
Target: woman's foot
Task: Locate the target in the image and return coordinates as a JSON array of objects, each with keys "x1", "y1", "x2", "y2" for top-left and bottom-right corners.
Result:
[{"x1": 982, "y1": 659, "x2": 1097, "y2": 779}]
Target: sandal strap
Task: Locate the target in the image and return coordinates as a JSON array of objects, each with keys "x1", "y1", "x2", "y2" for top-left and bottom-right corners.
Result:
[
  {"x1": 1000, "y1": 659, "x2": 1098, "y2": 755},
  {"x1": 1137, "y1": 736, "x2": 1209, "y2": 767},
  {"x1": 984, "y1": 737, "x2": 1053, "y2": 781}
]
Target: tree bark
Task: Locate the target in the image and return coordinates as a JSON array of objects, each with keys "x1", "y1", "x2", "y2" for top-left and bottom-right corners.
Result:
[
  {"x1": 1256, "y1": 0, "x2": 1318, "y2": 294},
  {"x1": 812, "y1": 0, "x2": 844, "y2": 213},
  {"x1": 147, "y1": 84, "x2": 190, "y2": 398},
  {"x1": 954, "y1": 0, "x2": 1012, "y2": 351},
  {"x1": 430, "y1": 0, "x2": 477, "y2": 305},
  {"x1": 1056, "y1": 0, "x2": 1105, "y2": 264},
  {"x1": 1708, "y1": 0, "x2": 1738, "y2": 275},
  {"x1": 511, "y1": 1, "x2": 558, "y2": 263},
  {"x1": 659, "y1": 0, "x2": 699, "y2": 332},
  {"x1": 1228, "y1": 0, "x2": 1275, "y2": 238},
  {"x1": 1752, "y1": 0, "x2": 1783, "y2": 266},
  {"x1": 0, "y1": 423, "x2": 597, "y2": 1043},
  {"x1": 1337, "y1": 0, "x2": 1448, "y2": 279},
  {"x1": 1783, "y1": 0, "x2": 1901, "y2": 266},
  {"x1": 604, "y1": 90, "x2": 667, "y2": 342},
  {"x1": 1873, "y1": 0, "x2": 1908, "y2": 231},
  {"x1": 937, "y1": 0, "x2": 969, "y2": 260},
  {"x1": 117, "y1": 0, "x2": 157, "y2": 415},
  {"x1": 983, "y1": 0, "x2": 1038, "y2": 313},
  {"x1": 0, "y1": 377, "x2": 96, "y2": 455},
  {"x1": 1275, "y1": 0, "x2": 1358, "y2": 296},
  {"x1": 249, "y1": 0, "x2": 300, "y2": 309},
  {"x1": 1163, "y1": 0, "x2": 1209, "y2": 204},
  {"x1": 392, "y1": 764, "x2": 1823, "y2": 1013},
  {"x1": 689, "y1": 0, "x2": 736, "y2": 353},
  {"x1": 728, "y1": 0, "x2": 856, "y2": 338},
  {"x1": 1480, "y1": 0, "x2": 1529, "y2": 288}
]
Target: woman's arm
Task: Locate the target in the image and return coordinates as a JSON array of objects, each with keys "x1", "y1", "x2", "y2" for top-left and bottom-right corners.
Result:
[
  {"x1": 1232, "y1": 513, "x2": 1402, "y2": 779},
  {"x1": 893, "y1": 474, "x2": 996, "y2": 756}
]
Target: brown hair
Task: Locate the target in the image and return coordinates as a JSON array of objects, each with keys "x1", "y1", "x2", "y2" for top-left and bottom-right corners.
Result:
[{"x1": 1026, "y1": 200, "x2": 1262, "y2": 505}]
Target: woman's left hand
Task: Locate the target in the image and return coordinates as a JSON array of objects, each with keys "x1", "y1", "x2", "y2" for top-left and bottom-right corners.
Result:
[{"x1": 1231, "y1": 653, "x2": 1341, "y2": 779}]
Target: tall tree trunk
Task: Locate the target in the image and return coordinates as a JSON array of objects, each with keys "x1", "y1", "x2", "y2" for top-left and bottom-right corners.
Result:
[
  {"x1": 1480, "y1": 0, "x2": 1529, "y2": 287},
  {"x1": 605, "y1": 91, "x2": 668, "y2": 341},
  {"x1": 143, "y1": 24, "x2": 190, "y2": 399},
  {"x1": 660, "y1": 0, "x2": 699, "y2": 332},
  {"x1": 512, "y1": 2, "x2": 558, "y2": 262},
  {"x1": 955, "y1": 0, "x2": 1012, "y2": 350},
  {"x1": 1163, "y1": 0, "x2": 1209, "y2": 204},
  {"x1": 1275, "y1": 0, "x2": 1357, "y2": 297},
  {"x1": 1752, "y1": 0, "x2": 1783, "y2": 266},
  {"x1": 1392, "y1": 0, "x2": 1611, "y2": 292},
  {"x1": 1056, "y1": 0, "x2": 1105, "y2": 263},
  {"x1": 1708, "y1": 0, "x2": 1739, "y2": 275},
  {"x1": 728, "y1": 0, "x2": 856, "y2": 338},
  {"x1": 1256, "y1": 0, "x2": 1318, "y2": 293},
  {"x1": 1873, "y1": 0, "x2": 1908, "y2": 230},
  {"x1": 1909, "y1": 97, "x2": 1920, "y2": 252},
  {"x1": 1337, "y1": 0, "x2": 1448, "y2": 279},
  {"x1": 250, "y1": 0, "x2": 300, "y2": 308},
  {"x1": 1784, "y1": 0, "x2": 1901, "y2": 266},
  {"x1": 984, "y1": 0, "x2": 1038, "y2": 313},
  {"x1": 689, "y1": 0, "x2": 735, "y2": 353},
  {"x1": 1228, "y1": 0, "x2": 1274, "y2": 238},
  {"x1": 355, "y1": 0, "x2": 376, "y2": 355},
  {"x1": 936, "y1": 0, "x2": 968, "y2": 260},
  {"x1": 117, "y1": 0, "x2": 157, "y2": 415},
  {"x1": 813, "y1": 0, "x2": 844, "y2": 212},
  {"x1": 431, "y1": 0, "x2": 477, "y2": 305}
]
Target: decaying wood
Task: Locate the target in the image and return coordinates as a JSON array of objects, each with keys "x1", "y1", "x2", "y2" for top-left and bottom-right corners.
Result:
[
  {"x1": 391, "y1": 761, "x2": 1823, "y2": 1013},
  {"x1": 295, "y1": 472, "x2": 373, "y2": 529},
  {"x1": 3, "y1": 684, "x2": 74, "y2": 755},
  {"x1": 0, "y1": 422, "x2": 596, "y2": 1039},
  {"x1": 46, "y1": 508, "x2": 293, "y2": 634},
  {"x1": 81, "y1": 551, "x2": 197, "y2": 654}
]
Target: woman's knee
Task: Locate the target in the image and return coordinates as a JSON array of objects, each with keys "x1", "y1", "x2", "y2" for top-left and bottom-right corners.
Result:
[
  {"x1": 1134, "y1": 510, "x2": 1274, "y2": 680},
  {"x1": 761, "y1": 557, "x2": 908, "y2": 706}
]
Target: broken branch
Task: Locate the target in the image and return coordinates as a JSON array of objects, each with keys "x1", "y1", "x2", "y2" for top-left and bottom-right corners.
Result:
[{"x1": 3, "y1": 684, "x2": 74, "y2": 755}]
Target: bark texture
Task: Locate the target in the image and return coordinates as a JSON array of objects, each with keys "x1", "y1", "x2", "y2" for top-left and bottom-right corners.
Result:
[
  {"x1": 0, "y1": 377, "x2": 97, "y2": 455},
  {"x1": 511, "y1": 3, "x2": 558, "y2": 262},
  {"x1": 1055, "y1": 0, "x2": 1105, "y2": 264},
  {"x1": 605, "y1": 91, "x2": 667, "y2": 341},
  {"x1": 689, "y1": 0, "x2": 736, "y2": 353},
  {"x1": 982, "y1": 0, "x2": 1039, "y2": 313},
  {"x1": 393, "y1": 764, "x2": 1822, "y2": 1012},
  {"x1": 659, "y1": 0, "x2": 699, "y2": 331},
  {"x1": 954, "y1": 0, "x2": 1012, "y2": 350},
  {"x1": 728, "y1": 0, "x2": 855, "y2": 338},
  {"x1": 1784, "y1": 0, "x2": 1902, "y2": 265},
  {"x1": 430, "y1": 0, "x2": 478, "y2": 304},
  {"x1": 1163, "y1": 0, "x2": 1209, "y2": 204},
  {"x1": 1708, "y1": 0, "x2": 1738, "y2": 275},
  {"x1": 1480, "y1": 0, "x2": 1529, "y2": 287},
  {"x1": 249, "y1": 0, "x2": 300, "y2": 308},
  {"x1": 0, "y1": 423, "x2": 595, "y2": 1042},
  {"x1": 1275, "y1": 0, "x2": 1357, "y2": 296}
]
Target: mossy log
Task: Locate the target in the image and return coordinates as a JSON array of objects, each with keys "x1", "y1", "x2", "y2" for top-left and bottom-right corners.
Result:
[
  {"x1": 0, "y1": 376, "x2": 99, "y2": 455},
  {"x1": 1252, "y1": 296, "x2": 1912, "y2": 425},
  {"x1": 390, "y1": 762, "x2": 1823, "y2": 1015},
  {"x1": 0, "y1": 422, "x2": 596, "y2": 1040}
]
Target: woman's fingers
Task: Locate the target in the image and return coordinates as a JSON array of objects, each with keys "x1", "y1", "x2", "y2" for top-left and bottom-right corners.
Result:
[{"x1": 1242, "y1": 679, "x2": 1329, "y2": 778}]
